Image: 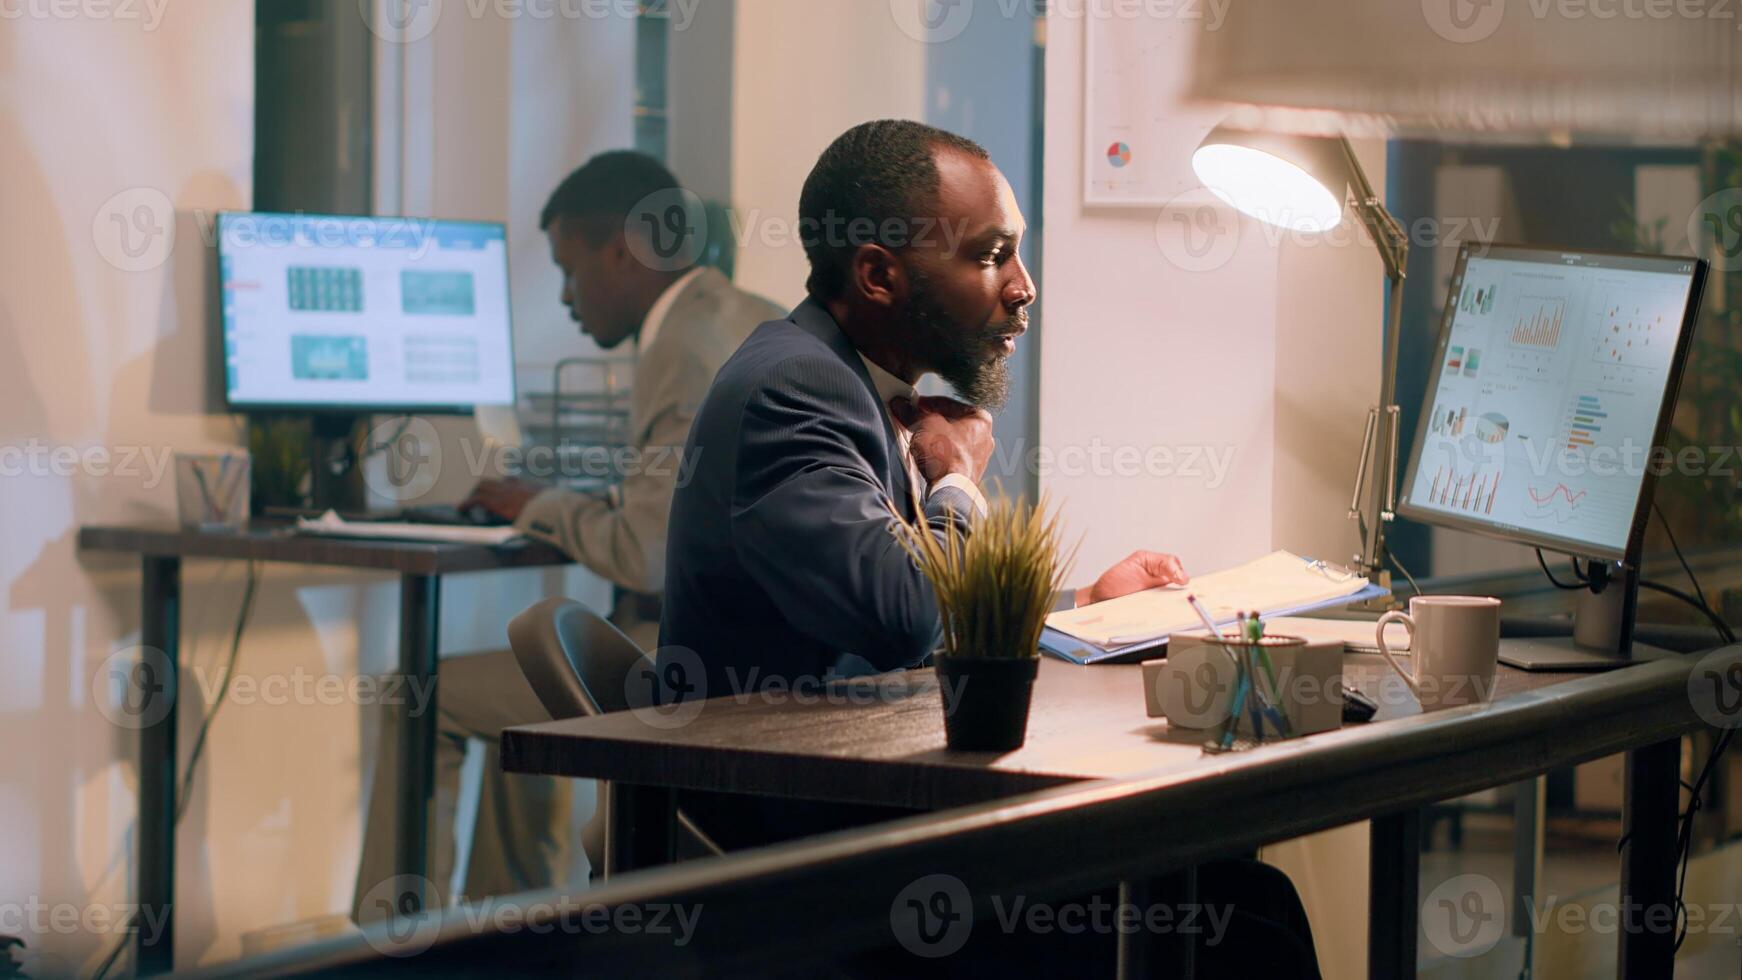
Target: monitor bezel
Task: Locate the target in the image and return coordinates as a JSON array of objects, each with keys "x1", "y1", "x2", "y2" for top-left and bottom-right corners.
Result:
[
  {"x1": 214, "y1": 209, "x2": 518, "y2": 417},
  {"x1": 1394, "y1": 241, "x2": 1708, "y2": 566}
]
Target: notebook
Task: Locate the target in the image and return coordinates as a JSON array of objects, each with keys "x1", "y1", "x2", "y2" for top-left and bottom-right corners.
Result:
[{"x1": 1041, "y1": 550, "x2": 1388, "y2": 665}]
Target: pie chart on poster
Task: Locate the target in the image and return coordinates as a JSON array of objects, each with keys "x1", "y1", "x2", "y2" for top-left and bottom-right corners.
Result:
[{"x1": 1107, "y1": 142, "x2": 1132, "y2": 168}]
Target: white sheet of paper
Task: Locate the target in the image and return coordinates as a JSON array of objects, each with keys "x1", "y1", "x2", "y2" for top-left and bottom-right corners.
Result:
[
  {"x1": 294, "y1": 510, "x2": 522, "y2": 546},
  {"x1": 1044, "y1": 550, "x2": 1369, "y2": 646}
]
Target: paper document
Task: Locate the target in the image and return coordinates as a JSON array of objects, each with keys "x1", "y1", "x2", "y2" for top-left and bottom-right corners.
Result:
[
  {"x1": 294, "y1": 510, "x2": 522, "y2": 546},
  {"x1": 1045, "y1": 550, "x2": 1369, "y2": 646}
]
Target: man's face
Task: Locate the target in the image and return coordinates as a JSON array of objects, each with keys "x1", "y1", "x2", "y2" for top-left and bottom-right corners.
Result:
[
  {"x1": 897, "y1": 150, "x2": 1035, "y2": 411},
  {"x1": 546, "y1": 220, "x2": 638, "y2": 350}
]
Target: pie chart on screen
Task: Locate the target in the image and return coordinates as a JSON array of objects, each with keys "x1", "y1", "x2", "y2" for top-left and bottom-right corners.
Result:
[{"x1": 1107, "y1": 142, "x2": 1132, "y2": 168}]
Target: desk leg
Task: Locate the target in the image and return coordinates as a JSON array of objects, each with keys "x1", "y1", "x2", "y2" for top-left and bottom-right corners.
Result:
[
  {"x1": 1619, "y1": 738, "x2": 1680, "y2": 976},
  {"x1": 137, "y1": 556, "x2": 180, "y2": 976},
  {"x1": 1512, "y1": 776, "x2": 1545, "y2": 977},
  {"x1": 1370, "y1": 809, "x2": 1422, "y2": 980},
  {"x1": 608, "y1": 784, "x2": 676, "y2": 875},
  {"x1": 395, "y1": 574, "x2": 441, "y2": 910}
]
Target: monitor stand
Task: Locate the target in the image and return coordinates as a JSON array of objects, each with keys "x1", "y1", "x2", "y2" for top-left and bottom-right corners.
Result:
[
  {"x1": 1499, "y1": 562, "x2": 1667, "y2": 671},
  {"x1": 308, "y1": 413, "x2": 367, "y2": 515}
]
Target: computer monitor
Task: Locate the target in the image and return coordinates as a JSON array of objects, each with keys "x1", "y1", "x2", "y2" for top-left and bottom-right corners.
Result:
[
  {"x1": 217, "y1": 211, "x2": 516, "y2": 414},
  {"x1": 1396, "y1": 243, "x2": 1708, "y2": 668}
]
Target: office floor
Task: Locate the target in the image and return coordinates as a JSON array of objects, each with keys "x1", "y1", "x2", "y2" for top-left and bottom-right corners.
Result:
[{"x1": 1418, "y1": 799, "x2": 1741, "y2": 979}]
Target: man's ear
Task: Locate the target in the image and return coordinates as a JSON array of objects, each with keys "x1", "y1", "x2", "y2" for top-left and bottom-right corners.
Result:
[
  {"x1": 604, "y1": 230, "x2": 635, "y2": 274},
  {"x1": 849, "y1": 244, "x2": 905, "y2": 310}
]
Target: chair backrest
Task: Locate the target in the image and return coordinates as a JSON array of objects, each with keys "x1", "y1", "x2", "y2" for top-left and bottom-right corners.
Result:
[{"x1": 507, "y1": 597, "x2": 650, "y2": 719}]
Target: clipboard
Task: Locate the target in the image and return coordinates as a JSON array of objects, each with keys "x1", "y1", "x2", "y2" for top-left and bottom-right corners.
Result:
[{"x1": 1039, "y1": 552, "x2": 1390, "y2": 665}]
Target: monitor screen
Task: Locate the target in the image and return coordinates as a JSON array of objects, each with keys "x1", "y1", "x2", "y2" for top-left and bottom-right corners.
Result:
[
  {"x1": 1396, "y1": 244, "x2": 1705, "y2": 562},
  {"x1": 218, "y1": 212, "x2": 516, "y2": 412}
]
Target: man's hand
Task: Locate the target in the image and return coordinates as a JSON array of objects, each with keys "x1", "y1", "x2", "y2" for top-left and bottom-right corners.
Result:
[
  {"x1": 1074, "y1": 550, "x2": 1189, "y2": 607},
  {"x1": 891, "y1": 395, "x2": 994, "y2": 484},
  {"x1": 460, "y1": 477, "x2": 548, "y2": 521}
]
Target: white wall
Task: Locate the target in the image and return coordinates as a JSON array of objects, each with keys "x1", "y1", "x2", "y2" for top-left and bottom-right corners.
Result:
[
  {"x1": 728, "y1": 0, "x2": 928, "y2": 310},
  {"x1": 1039, "y1": 13, "x2": 1279, "y2": 578},
  {"x1": 1271, "y1": 139, "x2": 1387, "y2": 567},
  {"x1": 1041, "y1": 15, "x2": 1383, "y2": 979},
  {"x1": 0, "y1": 3, "x2": 273, "y2": 971}
]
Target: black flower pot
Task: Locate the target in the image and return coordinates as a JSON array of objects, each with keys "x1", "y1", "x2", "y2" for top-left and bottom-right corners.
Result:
[{"x1": 936, "y1": 656, "x2": 1040, "y2": 752}]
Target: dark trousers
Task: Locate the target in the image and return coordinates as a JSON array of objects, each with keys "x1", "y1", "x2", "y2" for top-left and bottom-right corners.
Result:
[{"x1": 680, "y1": 792, "x2": 1322, "y2": 979}]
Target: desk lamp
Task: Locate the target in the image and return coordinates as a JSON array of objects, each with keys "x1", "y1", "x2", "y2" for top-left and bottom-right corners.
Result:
[{"x1": 1190, "y1": 128, "x2": 1408, "y2": 591}]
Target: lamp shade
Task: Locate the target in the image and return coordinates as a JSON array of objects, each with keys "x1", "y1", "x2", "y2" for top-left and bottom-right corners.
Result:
[
  {"x1": 1187, "y1": 0, "x2": 1742, "y2": 140},
  {"x1": 1190, "y1": 127, "x2": 1350, "y2": 232}
]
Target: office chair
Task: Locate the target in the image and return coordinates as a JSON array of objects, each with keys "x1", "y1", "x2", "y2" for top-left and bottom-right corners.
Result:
[{"x1": 506, "y1": 598, "x2": 723, "y2": 877}]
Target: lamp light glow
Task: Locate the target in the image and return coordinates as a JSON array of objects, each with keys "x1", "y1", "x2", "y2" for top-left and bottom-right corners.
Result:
[{"x1": 1190, "y1": 142, "x2": 1343, "y2": 233}]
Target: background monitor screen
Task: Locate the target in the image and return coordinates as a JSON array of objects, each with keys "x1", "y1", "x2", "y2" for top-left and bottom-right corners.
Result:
[
  {"x1": 218, "y1": 212, "x2": 516, "y2": 412},
  {"x1": 1397, "y1": 244, "x2": 1704, "y2": 562}
]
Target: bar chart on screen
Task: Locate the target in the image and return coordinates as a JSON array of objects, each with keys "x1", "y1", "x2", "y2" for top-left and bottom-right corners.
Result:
[
  {"x1": 1460, "y1": 281, "x2": 1498, "y2": 315},
  {"x1": 1429, "y1": 404, "x2": 1470, "y2": 438},
  {"x1": 1564, "y1": 393, "x2": 1606, "y2": 451},
  {"x1": 1424, "y1": 461, "x2": 1504, "y2": 515},
  {"x1": 1510, "y1": 297, "x2": 1566, "y2": 350}
]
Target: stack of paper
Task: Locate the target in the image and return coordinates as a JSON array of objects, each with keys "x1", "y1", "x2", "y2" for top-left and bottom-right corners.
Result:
[
  {"x1": 294, "y1": 510, "x2": 523, "y2": 546},
  {"x1": 1042, "y1": 550, "x2": 1386, "y2": 664}
]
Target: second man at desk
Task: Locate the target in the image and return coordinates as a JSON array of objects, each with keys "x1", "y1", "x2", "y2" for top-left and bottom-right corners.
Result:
[{"x1": 355, "y1": 151, "x2": 780, "y2": 918}]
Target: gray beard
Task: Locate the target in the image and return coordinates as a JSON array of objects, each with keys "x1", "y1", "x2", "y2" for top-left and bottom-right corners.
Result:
[{"x1": 907, "y1": 276, "x2": 1015, "y2": 412}]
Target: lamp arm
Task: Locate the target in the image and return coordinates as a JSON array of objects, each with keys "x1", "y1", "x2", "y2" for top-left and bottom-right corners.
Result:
[
  {"x1": 1340, "y1": 136, "x2": 1409, "y2": 283},
  {"x1": 1337, "y1": 136, "x2": 1411, "y2": 583}
]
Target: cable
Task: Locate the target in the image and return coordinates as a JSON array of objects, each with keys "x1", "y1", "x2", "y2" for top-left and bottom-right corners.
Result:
[
  {"x1": 1611, "y1": 727, "x2": 1736, "y2": 954},
  {"x1": 1386, "y1": 546, "x2": 1422, "y2": 599},
  {"x1": 360, "y1": 416, "x2": 413, "y2": 459},
  {"x1": 1637, "y1": 580, "x2": 1734, "y2": 644},
  {"x1": 94, "y1": 562, "x2": 261, "y2": 980},
  {"x1": 1673, "y1": 727, "x2": 1735, "y2": 952},
  {"x1": 177, "y1": 561, "x2": 261, "y2": 821},
  {"x1": 1535, "y1": 548, "x2": 1587, "y2": 591},
  {"x1": 1652, "y1": 502, "x2": 1731, "y2": 643}
]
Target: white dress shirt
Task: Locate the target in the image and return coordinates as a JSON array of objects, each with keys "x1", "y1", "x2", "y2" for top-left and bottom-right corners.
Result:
[{"x1": 856, "y1": 352, "x2": 989, "y2": 519}]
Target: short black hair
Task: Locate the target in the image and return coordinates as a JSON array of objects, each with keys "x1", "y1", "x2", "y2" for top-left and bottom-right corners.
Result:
[
  {"x1": 540, "y1": 150, "x2": 684, "y2": 247},
  {"x1": 798, "y1": 120, "x2": 990, "y2": 299}
]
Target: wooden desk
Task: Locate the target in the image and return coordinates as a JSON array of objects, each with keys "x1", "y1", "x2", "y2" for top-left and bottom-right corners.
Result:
[
  {"x1": 502, "y1": 650, "x2": 1728, "y2": 977},
  {"x1": 78, "y1": 522, "x2": 570, "y2": 975},
  {"x1": 501, "y1": 655, "x2": 1574, "y2": 810}
]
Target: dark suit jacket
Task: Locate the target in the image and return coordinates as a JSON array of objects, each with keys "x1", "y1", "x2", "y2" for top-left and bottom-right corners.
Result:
[{"x1": 657, "y1": 297, "x2": 980, "y2": 701}]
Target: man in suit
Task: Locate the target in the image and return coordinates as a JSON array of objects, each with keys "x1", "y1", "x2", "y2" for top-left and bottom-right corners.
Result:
[
  {"x1": 660, "y1": 120, "x2": 1185, "y2": 714},
  {"x1": 657, "y1": 121, "x2": 1320, "y2": 977},
  {"x1": 354, "y1": 152, "x2": 781, "y2": 920}
]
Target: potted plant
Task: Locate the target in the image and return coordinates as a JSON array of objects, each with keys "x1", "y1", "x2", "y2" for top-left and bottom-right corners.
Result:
[{"x1": 892, "y1": 496, "x2": 1075, "y2": 751}]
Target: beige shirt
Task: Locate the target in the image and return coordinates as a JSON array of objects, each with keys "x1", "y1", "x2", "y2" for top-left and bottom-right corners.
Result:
[
  {"x1": 856, "y1": 352, "x2": 989, "y2": 519},
  {"x1": 638, "y1": 266, "x2": 706, "y2": 356},
  {"x1": 515, "y1": 267, "x2": 785, "y2": 611}
]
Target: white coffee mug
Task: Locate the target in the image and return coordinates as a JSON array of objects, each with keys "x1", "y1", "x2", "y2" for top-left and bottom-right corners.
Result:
[{"x1": 1376, "y1": 596, "x2": 1502, "y2": 711}]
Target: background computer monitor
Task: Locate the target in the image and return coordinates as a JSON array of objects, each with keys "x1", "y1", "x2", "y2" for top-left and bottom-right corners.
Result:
[
  {"x1": 217, "y1": 211, "x2": 516, "y2": 414},
  {"x1": 1396, "y1": 243, "x2": 1706, "y2": 567}
]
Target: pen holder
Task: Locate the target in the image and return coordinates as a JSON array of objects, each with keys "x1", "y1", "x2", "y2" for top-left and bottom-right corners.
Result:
[
  {"x1": 174, "y1": 451, "x2": 251, "y2": 530},
  {"x1": 1142, "y1": 633, "x2": 1343, "y2": 737}
]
